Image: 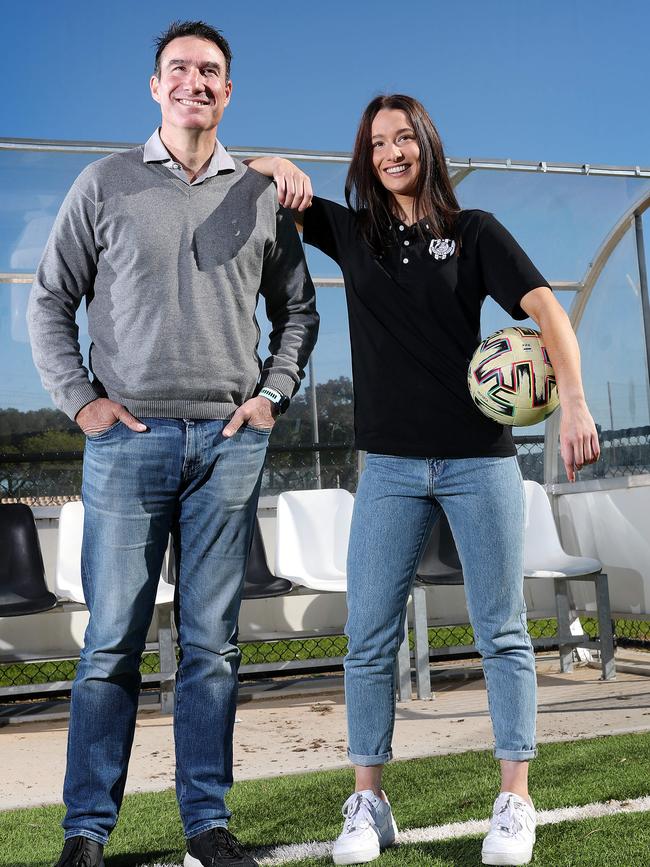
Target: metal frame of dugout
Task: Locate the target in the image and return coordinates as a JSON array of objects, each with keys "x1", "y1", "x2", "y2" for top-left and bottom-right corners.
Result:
[{"x1": 396, "y1": 577, "x2": 615, "y2": 704}]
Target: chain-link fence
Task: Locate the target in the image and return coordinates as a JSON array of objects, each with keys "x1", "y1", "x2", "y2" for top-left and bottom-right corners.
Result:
[
  {"x1": 262, "y1": 444, "x2": 359, "y2": 495},
  {"x1": 264, "y1": 435, "x2": 543, "y2": 489},
  {"x1": 2, "y1": 426, "x2": 648, "y2": 502},
  {"x1": 0, "y1": 452, "x2": 83, "y2": 503},
  {"x1": 513, "y1": 428, "x2": 650, "y2": 483},
  {"x1": 0, "y1": 444, "x2": 361, "y2": 503},
  {"x1": 514, "y1": 435, "x2": 545, "y2": 483},
  {"x1": 1, "y1": 435, "x2": 649, "y2": 701},
  {"x1": 613, "y1": 618, "x2": 650, "y2": 648},
  {"x1": 2, "y1": 617, "x2": 647, "y2": 700},
  {"x1": 516, "y1": 426, "x2": 650, "y2": 483},
  {"x1": 571, "y1": 425, "x2": 650, "y2": 480}
]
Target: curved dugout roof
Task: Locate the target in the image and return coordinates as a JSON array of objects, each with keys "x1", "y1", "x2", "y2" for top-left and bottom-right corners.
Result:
[
  {"x1": 1, "y1": 137, "x2": 648, "y2": 301},
  {"x1": 1, "y1": 139, "x2": 649, "y2": 486}
]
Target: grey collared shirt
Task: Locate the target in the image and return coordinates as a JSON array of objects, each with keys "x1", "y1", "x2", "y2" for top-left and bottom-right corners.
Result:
[{"x1": 143, "y1": 128, "x2": 236, "y2": 185}]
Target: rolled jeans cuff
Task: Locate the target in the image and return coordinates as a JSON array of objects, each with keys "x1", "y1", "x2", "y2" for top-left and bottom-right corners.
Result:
[
  {"x1": 186, "y1": 820, "x2": 229, "y2": 840},
  {"x1": 347, "y1": 748, "x2": 393, "y2": 766},
  {"x1": 494, "y1": 747, "x2": 538, "y2": 761},
  {"x1": 63, "y1": 830, "x2": 108, "y2": 846}
]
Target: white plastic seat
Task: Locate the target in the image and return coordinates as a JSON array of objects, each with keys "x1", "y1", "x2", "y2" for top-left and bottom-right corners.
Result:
[
  {"x1": 523, "y1": 480, "x2": 615, "y2": 680},
  {"x1": 55, "y1": 500, "x2": 174, "y2": 605},
  {"x1": 523, "y1": 480, "x2": 602, "y2": 579},
  {"x1": 274, "y1": 488, "x2": 424, "y2": 701},
  {"x1": 409, "y1": 482, "x2": 615, "y2": 683},
  {"x1": 275, "y1": 489, "x2": 353, "y2": 592},
  {"x1": 56, "y1": 500, "x2": 177, "y2": 711}
]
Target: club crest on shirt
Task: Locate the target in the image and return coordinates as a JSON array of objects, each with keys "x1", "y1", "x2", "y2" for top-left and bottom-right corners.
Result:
[{"x1": 429, "y1": 238, "x2": 456, "y2": 260}]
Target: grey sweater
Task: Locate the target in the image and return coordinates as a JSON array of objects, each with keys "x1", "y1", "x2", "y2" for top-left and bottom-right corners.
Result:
[{"x1": 27, "y1": 146, "x2": 319, "y2": 420}]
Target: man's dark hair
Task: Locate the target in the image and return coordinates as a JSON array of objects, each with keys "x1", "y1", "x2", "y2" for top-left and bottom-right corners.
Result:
[{"x1": 154, "y1": 20, "x2": 232, "y2": 79}]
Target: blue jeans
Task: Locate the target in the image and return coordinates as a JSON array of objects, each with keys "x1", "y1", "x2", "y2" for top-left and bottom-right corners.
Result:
[
  {"x1": 63, "y1": 418, "x2": 270, "y2": 844},
  {"x1": 345, "y1": 453, "x2": 537, "y2": 765}
]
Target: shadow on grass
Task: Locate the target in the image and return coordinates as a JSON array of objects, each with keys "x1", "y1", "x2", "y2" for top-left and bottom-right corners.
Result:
[
  {"x1": 379, "y1": 837, "x2": 484, "y2": 866},
  {"x1": 106, "y1": 850, "x2": 184, "y2": 866},
  {"x1": 282, "y1": 837, "x2": 486, "y2": 867},
  {"x1": 8, "y1": 851, "x2": 186, "y2": 867},
  {"x1": 10, "y1": 840, "x2": 487, "y2": 867}
]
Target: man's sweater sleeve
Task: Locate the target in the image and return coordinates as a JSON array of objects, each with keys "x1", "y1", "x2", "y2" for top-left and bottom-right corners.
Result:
[
  {"x1": 259, "y1": 205, "x2": 319, "y2": 397},
  {"x1": 27, "y1": 177, "x2": 103, "y2": 420}
]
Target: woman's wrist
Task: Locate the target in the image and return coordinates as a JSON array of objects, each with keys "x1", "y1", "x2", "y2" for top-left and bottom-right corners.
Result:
[
  {"x1": 558, "y1": 390, "x2": 587, "y2": 409},
  {"x1": 243, "y1": 156, "x2": 277, "y2": 177}
]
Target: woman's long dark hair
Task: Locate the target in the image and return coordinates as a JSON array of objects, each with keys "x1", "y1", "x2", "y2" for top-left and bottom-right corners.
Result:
[{"x1": 345, "y1": 94, "x2": 461, "y2": 255}]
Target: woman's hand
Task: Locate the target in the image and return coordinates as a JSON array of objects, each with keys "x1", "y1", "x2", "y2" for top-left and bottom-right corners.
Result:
[
  {"x1": 245, "y1": 157, "x2": 313, "y2": 211},
  {"x1": 559, "y1": 400, "x2": 600, "y2": 483},
  {"x1": 272, "y1": 158, "x2": 313, "y2": 211}
]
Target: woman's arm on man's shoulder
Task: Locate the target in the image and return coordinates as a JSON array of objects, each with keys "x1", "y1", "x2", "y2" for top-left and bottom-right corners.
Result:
[{"x1": 243, "y1": 156, "x2": 312, "y2": 228}]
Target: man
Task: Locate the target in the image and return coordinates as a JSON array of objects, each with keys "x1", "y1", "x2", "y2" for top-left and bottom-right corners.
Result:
[{"x1": 28, "y1": 20, "x2": 318, "y2": 867}]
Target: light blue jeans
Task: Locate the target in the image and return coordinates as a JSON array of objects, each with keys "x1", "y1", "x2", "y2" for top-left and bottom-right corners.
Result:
[
  {"x1": 345, "y1": 453, "x2": 537, "y2": 765},
  {"x1": 63, "y1": 418, "x2": 270, "y2": 844}
]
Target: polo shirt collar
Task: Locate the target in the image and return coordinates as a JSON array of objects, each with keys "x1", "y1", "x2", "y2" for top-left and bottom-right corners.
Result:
[
  {"x1": 387, "y1": 211, "x2": 431, "y2": 235},
  {"x1": 143, "y1": 128, "x2": 235, "y2": 183}
]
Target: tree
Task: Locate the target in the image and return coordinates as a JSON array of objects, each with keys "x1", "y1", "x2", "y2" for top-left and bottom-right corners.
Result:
[
  {"x1": 0, "y1": 381, "x2": 360, "y2": 499},
  {"x1": 263, "y1": 377, "x2": 357, "y2": 493},
  {"x1": 0, "y1": 408, "x2": 82, "y2": 499}
]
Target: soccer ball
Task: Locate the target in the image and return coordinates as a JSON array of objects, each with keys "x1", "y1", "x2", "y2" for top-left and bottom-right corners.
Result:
[{"x1": 467, "y1": 327, "x2": 560, "y2": 426}]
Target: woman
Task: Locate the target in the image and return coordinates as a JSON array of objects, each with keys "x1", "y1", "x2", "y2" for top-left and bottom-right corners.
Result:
[{"x1": 247, "y1": 95, "x2": 599, "y2": 866}]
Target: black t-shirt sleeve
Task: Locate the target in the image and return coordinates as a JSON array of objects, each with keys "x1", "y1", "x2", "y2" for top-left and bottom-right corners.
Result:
[
  {"x1": 302, "y1": 195, "x2": 354, "y2": 265},
  {"x1": 477, "y1": 212, "x2": 551, "y2": 320}
]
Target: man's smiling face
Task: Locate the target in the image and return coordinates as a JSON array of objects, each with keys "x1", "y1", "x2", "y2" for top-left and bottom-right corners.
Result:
[{"x1": 150, "y1": 35, "x2": 232, "y2": 133}]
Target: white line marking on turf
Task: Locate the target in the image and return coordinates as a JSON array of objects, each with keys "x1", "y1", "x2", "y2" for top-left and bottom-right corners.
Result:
[
  {"x1": 257, "y1": 795, "x2": 650, "y2": 865},
  {"x1": 141, "y1": 795, "x2": 650, "y2": 866},
  {"x1": 395, "y1": 795, "x2": 650, "y2": 847}
]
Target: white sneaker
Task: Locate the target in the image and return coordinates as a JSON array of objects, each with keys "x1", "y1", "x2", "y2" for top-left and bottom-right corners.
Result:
[
  {"x1": 332, "y1": 789, "x2": 398, "y2": 865},
  {"x1": 481, "y1": 791, "x2": 536, "y2": 865}
]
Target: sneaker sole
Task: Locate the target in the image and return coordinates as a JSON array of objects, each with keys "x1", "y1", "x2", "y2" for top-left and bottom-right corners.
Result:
[
  {"x1": 333, "y1": 845, "x2": 380, "y2": 865},
  {"x1": 481, "y1": 846, "x2": 533, "y2": 865},
  {"x1": 184, "y1": 855, "x2": 204, "y2": 867},
  {"x1": 332, "y1": 818, "x2": 399, "y2": 865}
]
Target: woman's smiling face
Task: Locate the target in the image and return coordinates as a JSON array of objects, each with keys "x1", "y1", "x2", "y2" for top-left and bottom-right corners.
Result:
[{"x1": 371, "y1": 108, "x2": 421, "y2": 198}]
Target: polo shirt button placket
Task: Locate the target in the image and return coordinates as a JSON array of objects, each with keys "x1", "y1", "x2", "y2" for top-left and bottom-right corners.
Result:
[{"x1": 401, "y1": 228, "x2": 412, "y2": 264}]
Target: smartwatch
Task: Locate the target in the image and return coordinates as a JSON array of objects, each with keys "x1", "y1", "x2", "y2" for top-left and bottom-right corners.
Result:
[{"x1": 258, "y1": 386, "x2": 291, "y2": 415}]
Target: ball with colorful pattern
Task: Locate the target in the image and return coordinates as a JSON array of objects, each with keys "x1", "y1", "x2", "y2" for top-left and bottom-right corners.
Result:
[{"x1": 468, "y1": 326, "x2": 560, "y2": 426}]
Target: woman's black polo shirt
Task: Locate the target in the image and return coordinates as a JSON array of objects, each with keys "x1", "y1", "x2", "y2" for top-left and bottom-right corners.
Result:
[{"x1": 303, "y1": 197, "x2": 551, "y2": 458}]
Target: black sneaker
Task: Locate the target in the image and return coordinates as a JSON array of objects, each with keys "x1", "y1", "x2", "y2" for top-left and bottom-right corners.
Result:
[
  {"x1": 54, "y1": 836, "x2": 105, "y2": 867},
  {"x1": 184, "y1": 827, "x2": 259, "y2": 867}
]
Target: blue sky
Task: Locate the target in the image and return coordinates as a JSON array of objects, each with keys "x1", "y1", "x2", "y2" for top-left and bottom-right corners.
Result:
[
  {"x1": 3, "y1": 0, "x2": 650, "y2": 165},
  {"x1": 2, "y1": 0, "x2": 650, "y2": 431}
]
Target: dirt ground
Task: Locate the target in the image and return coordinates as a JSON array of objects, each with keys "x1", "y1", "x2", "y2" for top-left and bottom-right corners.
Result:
[{"x1": 2, "y1": 653, "x2": 649, "y2": 811}]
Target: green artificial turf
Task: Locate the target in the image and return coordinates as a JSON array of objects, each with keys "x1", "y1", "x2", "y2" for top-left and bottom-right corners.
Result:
[
  {"x1": 280, "y1": 811, "x2": 650, "y2": 866},
  {"x1": 1, "y1": 731, "x2": 649, "y2": 867}
]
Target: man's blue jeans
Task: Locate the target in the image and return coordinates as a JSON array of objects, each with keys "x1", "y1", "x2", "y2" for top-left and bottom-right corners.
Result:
[
  {"x1": 345, "y1": 453, "x2": 537, "y2": 766},
  {"x1": 63, "y1": 418, "x2": 270, "y2": 844}
]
